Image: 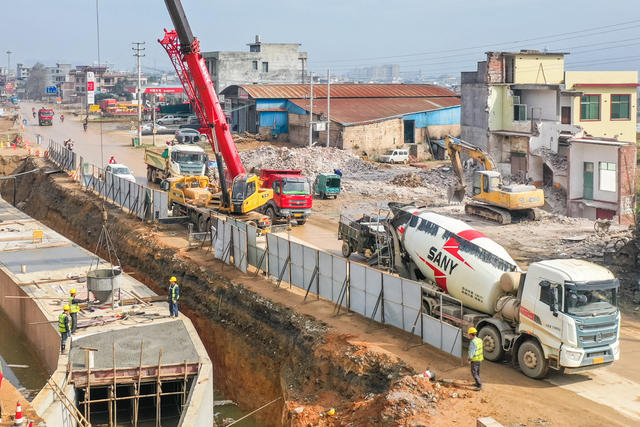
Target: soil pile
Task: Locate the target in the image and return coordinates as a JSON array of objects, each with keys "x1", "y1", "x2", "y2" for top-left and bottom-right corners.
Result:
[{"x1": 391, "y1": 172, "x2": 424, "y2": 188}]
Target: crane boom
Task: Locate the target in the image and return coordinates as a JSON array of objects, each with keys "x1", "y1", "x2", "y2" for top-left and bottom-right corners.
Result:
[{"x1": 160, "y1": 0, "x2": 245, "y2": 179}]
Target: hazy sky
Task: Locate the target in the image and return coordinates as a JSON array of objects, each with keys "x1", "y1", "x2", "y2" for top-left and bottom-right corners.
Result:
[{"x1": 2, "y1": 0, "x2": 639, "y2": 77}]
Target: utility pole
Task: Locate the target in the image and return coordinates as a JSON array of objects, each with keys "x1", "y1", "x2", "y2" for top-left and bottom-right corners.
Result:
[
  {"x1": 132, "y1": 42, "x2": 145, "y2": 146},
  {"x1": 6, "y1": 51, "x2": 11, "y2": 77},
  {"x1": 326, "y1": 70, "x2": 331, "y2": 147},
  {"x1": 308, "y1": 72, "x2": 313, "y2": 147}
]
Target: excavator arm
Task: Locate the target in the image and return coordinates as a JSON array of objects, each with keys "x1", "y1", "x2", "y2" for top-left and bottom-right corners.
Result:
[{"x1": 445, "y1": 135, "x2": 497, "y2": 202}]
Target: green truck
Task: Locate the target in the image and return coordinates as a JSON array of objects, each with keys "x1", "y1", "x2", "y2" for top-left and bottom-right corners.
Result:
[
  {"x1": 313, "y1": 173, "x2": 341, "y2": 199},
  {"x1": 144, "y1": 145, "x2": 207, "y2": 183}
]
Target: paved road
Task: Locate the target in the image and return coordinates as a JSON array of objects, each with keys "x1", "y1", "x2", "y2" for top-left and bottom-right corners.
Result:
[{"x1": 21, "y1": 102, "x2": 149, "y2": 183}]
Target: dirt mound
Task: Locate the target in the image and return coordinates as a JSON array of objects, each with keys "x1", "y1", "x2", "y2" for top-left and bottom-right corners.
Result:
[{"x1": 391, "y1": 172, "x2": 423, "y2": 187}]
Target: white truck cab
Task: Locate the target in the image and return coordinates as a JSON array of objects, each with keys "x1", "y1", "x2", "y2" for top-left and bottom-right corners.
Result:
[{"x1": 517, "y1": 259, "x2": 619, "y2": 376}]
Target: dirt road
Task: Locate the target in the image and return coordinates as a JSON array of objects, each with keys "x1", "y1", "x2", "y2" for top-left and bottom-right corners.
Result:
[{"x1": 20, "y1": 102, "x2": 150, "y2": 182}]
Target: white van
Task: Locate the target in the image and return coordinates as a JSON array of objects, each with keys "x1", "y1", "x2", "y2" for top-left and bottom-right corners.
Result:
[{"x1": 378, "y1": 149, "x2": 409, "y2": 164}]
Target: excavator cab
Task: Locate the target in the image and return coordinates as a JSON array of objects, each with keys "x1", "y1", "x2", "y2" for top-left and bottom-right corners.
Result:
[
  {"x1": 472, "y1": 171, "x2": 502, "y2": 197},
  {"x1": 229, "y1": 174, "x2": 273, "y2": 214}
]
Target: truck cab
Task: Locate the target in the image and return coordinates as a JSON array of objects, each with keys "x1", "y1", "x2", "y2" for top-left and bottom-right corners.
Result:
[
  {"x1": 259, "y1": 169, "x2": 312, "y2": 224},
  {"x1": 38, "y1": 108, "x2": 54, "y2": 126},
  {"x1": 516, "y1": 259, "x2": 619, "y2": 377}
]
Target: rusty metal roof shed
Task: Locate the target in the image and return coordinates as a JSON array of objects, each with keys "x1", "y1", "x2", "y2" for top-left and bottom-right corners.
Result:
[
  {"x1": 289, "y1": 97, "x2": 460, "y2": 126},
  {"x1": 222, "y1": 84, "x2": 457, "y2": 99}
]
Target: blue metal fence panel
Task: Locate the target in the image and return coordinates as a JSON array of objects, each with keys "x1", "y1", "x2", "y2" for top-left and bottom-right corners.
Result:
[
  {"x1": 259, "y1": 111, "x2": 288, "y2": 134},
  {"x1": 403, "y1": 106, "x2": 460, "y2": 128}
]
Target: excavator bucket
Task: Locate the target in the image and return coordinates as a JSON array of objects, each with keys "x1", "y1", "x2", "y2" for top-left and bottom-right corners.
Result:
[{"x1": 448, "y1": 184, "x2": 466, "y2": 203}]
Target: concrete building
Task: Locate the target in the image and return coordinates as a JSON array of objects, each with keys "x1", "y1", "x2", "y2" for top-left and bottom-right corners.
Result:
[
  {"x1": 45, "y1": 63, "x2": 72, "y2": 87},
  {"x1": 221, "y1": 84, "x2": 460, "y2": 155},
  {"x1": 203, "y1": 35, "x2": 307, "y2": 93},
  {"x1": 16, "y1": 63, "x2": 30, "y2": 80},
  {"x1": 61, "y1": 66, "x2": 147, "y2": 105},
  {"x1": 461, "y1": 50, "x2": 637, "y2": 223}
]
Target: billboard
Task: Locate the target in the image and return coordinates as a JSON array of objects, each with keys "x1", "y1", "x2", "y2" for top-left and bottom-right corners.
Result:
[{"x1": 86, "y1": 71, "x2": 95, "y2": 105}]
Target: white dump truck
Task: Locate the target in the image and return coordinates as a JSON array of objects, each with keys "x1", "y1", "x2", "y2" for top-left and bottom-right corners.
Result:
[
  {"x1": 145, "y1": 144, "x2": 207, "y2": 184},
  {"x1": 388, "y1": 203, "x2": 620, "y2": 379}
]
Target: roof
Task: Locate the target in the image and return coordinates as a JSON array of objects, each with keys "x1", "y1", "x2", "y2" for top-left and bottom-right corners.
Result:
[
  {"x1": 533, "y1": 259, "x2": 614, "y2": 282},
  {"x1": 487, "y1": 50, "x2": 568, "y2": 56},
  {"x1": 569, "y1": 136, "x2": 632, "y2": 146},
  {"x1": 289, "y1": 97, "x2": 460, "y2": 126},
  {"x1": 222, "y1": 84, "x2": 458, "y2": 99}
]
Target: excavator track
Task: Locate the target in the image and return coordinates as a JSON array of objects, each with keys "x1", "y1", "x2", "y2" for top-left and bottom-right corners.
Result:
[{"x1": 465, "y1": 202, "x2": 512, "y2": 225}]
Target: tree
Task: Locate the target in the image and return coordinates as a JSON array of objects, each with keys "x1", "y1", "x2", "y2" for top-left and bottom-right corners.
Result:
[{"x1": 25, "y1": 63, "x2": 48, "y2": 100}]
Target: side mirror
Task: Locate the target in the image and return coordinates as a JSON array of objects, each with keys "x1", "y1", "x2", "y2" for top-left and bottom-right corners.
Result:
[
  {"x1": 160, "y1": 180, "x2": 170, "y2": 191},
  {"x1": 539, "y1": 281, "x2": 550, "y2": 288}
]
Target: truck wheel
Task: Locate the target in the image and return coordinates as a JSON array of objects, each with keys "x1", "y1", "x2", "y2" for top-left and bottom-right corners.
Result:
[
  {"x1": 296, "y1": 218, "x2": 307, "y2": 226},
  {"x1": 265, "y1": 206, "x2": 276, "y2": 222},
  {"x1": 517, "y1": 340, "x2": 549, "y2": 379},
  {"x1": 479, "y1": 326, "x2": 504, "y2": 362},
  {"x1": 341, "y1": 242, "x2": 352, "y2": 258}
]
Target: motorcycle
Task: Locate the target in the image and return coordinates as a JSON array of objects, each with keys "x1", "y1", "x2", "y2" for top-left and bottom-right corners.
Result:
[
  {"x1": 60, "y1": 115, "x2": 65, "y2": 123},
  {"x1": 83, "y1": 122, "x2": 88, "y2": 132}
]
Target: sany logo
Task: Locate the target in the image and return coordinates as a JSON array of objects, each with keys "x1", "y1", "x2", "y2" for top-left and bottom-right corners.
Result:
[{"x1": 416, "y1": 229, "x2": 485, "y2": 292}]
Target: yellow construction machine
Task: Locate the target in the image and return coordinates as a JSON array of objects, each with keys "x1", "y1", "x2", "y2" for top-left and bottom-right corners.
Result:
[
  {"x1": 446, "y1": 136, "x2": 544, "y2": 224},
  {"x1": 167, "y1": 175, "x2": 273, "y2": 231}
]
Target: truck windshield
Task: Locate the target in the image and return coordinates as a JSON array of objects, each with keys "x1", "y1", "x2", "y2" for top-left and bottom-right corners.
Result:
[
  {"x1": 174, "y1": 153, "x2": 204, "y2": 163},
  {"x1": 282, "y1": 180, "x2": 310, "y2": 195},
  {"x1": 565, "y1": 282, "x2": 618, "y2": 316}
]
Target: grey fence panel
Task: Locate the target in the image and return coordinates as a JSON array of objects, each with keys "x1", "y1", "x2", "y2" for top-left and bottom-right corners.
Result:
[
  {"x1": 276, "y1": 236, "x2": 290, "y2": 283},
  {"x1": 364, "y1": 267, "x2": 383, "y2": 322},
  {"x1": 331, "y1": 257, "x2": 348, "y2": 307},
  {"x1": 303, "y1": 246, "x2": 318, "y2": 295},
  {"x1": 422, "y1": 314, "x2": 442, "y2": 349},
  {"x1": 232, "y1": 226, "x2": 247, "y2": 273},
  {"x1": 382, "y1": 275, "x2": 404, "y2": 330},
  {"x1": 401, "y1": 279, "x2": 422, "y2": 335},
  {"x1": 289, "y1": 242, "x2": 305, "y2": 289},
  {"x1": 349, "y1": 262, "x2": 366, "y2": 316},
  {"x1": 318, "y1": 252, "x2": 333, "y2": 301},
  {"x1": 442, "y1": 322, "x2": 462, "y2": 358},
  {"x1": 266, "y1": 233, "x2": 280, "y2": 279},
  {"x1": 246, "y1": 224, "x2": 258, "y2": 267},
  {"x1": 213, "y1": 218, "x2": 225, "y2": 258},
  {"x1": 222, "y1": 222, "x2": 233, "y2": 264}
]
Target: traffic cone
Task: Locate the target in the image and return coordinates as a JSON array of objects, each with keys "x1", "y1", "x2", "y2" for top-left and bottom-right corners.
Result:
[{"x1": 14, "y1": 401, "x2": 24, "y2": 425}]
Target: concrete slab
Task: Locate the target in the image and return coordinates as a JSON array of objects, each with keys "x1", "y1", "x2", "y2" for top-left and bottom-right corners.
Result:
[
  {"x1": 69, "y1": 321, "x2": 199, "y2": 370},
  {"x1": 0, "y1": 245, "x2": 95, "y2": 274}
]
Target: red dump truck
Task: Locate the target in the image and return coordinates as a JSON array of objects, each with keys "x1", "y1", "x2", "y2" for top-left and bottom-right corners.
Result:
[
  {"x1": 38, "y1": 108, "x2": 54, "y2": 126},
  {"x1": 259, "y1": 169, "x2": 312, "y2": 224}
]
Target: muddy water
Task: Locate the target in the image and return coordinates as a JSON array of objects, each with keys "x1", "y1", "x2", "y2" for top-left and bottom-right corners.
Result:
[{"x1": 0, "y1": 308, "x2": 49, "y2": 400}]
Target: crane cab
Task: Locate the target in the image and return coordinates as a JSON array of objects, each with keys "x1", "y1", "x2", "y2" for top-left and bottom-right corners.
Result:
[{"x1": 230, "y1": 174, "x2": 273, "y2": 214}]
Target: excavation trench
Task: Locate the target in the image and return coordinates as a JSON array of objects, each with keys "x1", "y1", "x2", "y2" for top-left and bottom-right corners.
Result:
[{"x1": 0, "y1": 156, "x2": 413, "y2": 425}]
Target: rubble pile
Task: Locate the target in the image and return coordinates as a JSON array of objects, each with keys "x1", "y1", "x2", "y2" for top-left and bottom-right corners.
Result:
[
  {"x1": 391, "y1": 172, "x2": 424, "y2": 188},
  {"x1": 543, "y1": 185, "x2": 568, "y2": 215},
  {"x1": 239, "y1": 146, "x2": 377, "y2": 177},
  {"x1": 533, "y1": 148, "x2": 568, "y2": 172}
]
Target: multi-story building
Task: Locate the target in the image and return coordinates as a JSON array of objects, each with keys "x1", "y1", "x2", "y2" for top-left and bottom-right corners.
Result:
[
  {"x1": 46, "y1": 63, "x2": 72, "y2": 87},
  {"x1": 202, "y1": 35, "x2": 307, "y2": 94},
  {"x1": 461, "y1": 50, "x2": 637, "y2": 224},
  {"x1": 61, "y1": 66, "x2": 147, "y2": 105},
  {"x1": 16, "y1": 63, "x2": 30, "y2": 81}
]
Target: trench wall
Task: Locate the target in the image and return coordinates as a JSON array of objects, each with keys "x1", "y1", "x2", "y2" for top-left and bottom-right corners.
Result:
[{"x1": 1, "y1": 158, "x2": 411, "y2": 425}]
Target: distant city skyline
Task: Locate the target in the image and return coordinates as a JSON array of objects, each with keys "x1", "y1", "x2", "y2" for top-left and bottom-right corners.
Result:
[{"x1": 2, "y1": 0, "x2": 639, "y2": 78}]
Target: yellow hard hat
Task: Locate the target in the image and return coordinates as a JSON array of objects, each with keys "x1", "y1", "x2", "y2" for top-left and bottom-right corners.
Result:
[
  {"x1": 326, "y1": 408, "x2": 335, "y2": 416},
  {"x1": 170, "y1": 276, "x2": 177, "y2": 282},
  {"x1": 468, "y1": 327, "x2": 478, "y2": 335},
  {"x1": 70, "y1": 289, "x2": 77, "y2": 294},
  {"x1": 63, "y1": 305, "x2": 70, "y2": 311}
]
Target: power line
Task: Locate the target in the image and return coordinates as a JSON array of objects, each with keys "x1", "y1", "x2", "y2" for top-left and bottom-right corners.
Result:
[{"x1": 309, "y1": 18, "x2": 640, "y2": 65}]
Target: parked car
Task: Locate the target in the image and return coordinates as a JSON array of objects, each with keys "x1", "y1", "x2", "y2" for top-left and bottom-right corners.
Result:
[
  {"x1": 378, "y1": 148, "x2": 409, "y2": 164},
  {"x1": 175, "y1": 127, "x2": 204, "y2": 144},
  {"x1": 105, "y1": 163, "x2": 136, "y2": 183},
  {"x1": 157, "y1": 115, "x2": 183, "y2": 125},
  {"x1": 141, "y1": 123, "x2": 170, "y2": 135},
  {"x1": 187, "y1": 115, "x2": 199, "y2": 124}
]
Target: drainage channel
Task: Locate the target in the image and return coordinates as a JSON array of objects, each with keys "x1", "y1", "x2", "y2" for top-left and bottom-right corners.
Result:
[{"x1": 0, "y1": 307, "x2": 49, "y2": 400}]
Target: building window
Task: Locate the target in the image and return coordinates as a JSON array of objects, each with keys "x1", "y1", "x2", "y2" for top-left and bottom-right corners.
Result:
[
  {"x1": 262, "y1": 62, "x2": 268, "y2": 73},
  {"x1": 580, "y1": 95, "x2": 600, "y2": 121},
  {"x1": 252, "y1": 61, "x2": 258, "y2": 70},
  {"x1": 599, "y1": 162, "x2": 617, "y2": 192},
  {"x1": 611, "y1": 94, "x2": 630, "y2": 120},
  {"x1": 514, "y1": 104, "x2": 527, "y2": 121}
]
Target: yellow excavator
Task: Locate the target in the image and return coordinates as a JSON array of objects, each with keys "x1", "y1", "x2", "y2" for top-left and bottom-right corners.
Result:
[{"x1": 446, "y1": 136, "x2": 545, "y2": 224}]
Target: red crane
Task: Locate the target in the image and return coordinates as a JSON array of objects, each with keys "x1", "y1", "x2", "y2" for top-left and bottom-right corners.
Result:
[{"x1": 159, "y1": 0, "x2": 245, "y2": 179}]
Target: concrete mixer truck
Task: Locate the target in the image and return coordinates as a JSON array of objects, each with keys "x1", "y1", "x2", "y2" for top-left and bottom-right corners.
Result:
[{"x1": 387, "y1": 203, "x2": 620, "y2": 379}]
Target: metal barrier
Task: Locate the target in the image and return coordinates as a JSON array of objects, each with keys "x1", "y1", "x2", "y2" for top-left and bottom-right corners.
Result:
[
  {"x1": 213, "y1": 217, "x2": 463, "y2": 360},
  {"x1": 47, "y1": 140, "x2": 170, "y2": 221}
]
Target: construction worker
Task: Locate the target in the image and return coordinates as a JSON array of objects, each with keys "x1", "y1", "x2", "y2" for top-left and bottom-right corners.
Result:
[
  {"x1": 59, "y1": 305, "x2": 71, "y2": 352},
  {"x1": 68, "y1": 289, "x2": 87, "y2": 333},
  {"x1": 168, "y1": 277, "x2": 180, "y2": 317},
  {"x1": 467, "y1": 327, "x2": 483, "y2": 390}
]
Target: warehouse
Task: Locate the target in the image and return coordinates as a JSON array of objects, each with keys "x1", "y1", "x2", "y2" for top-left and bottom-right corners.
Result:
[{"x1": 220, "y1": 84, "x2": 461, "y2": 155}]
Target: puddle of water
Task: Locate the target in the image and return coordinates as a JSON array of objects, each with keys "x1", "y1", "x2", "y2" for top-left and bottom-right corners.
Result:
[
  {"x1": 0, "y1": 307, "x2": 50, "y2": 400},
  {"x1": 213, "y1": 388, "x2": 262, "y2": 427}
]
